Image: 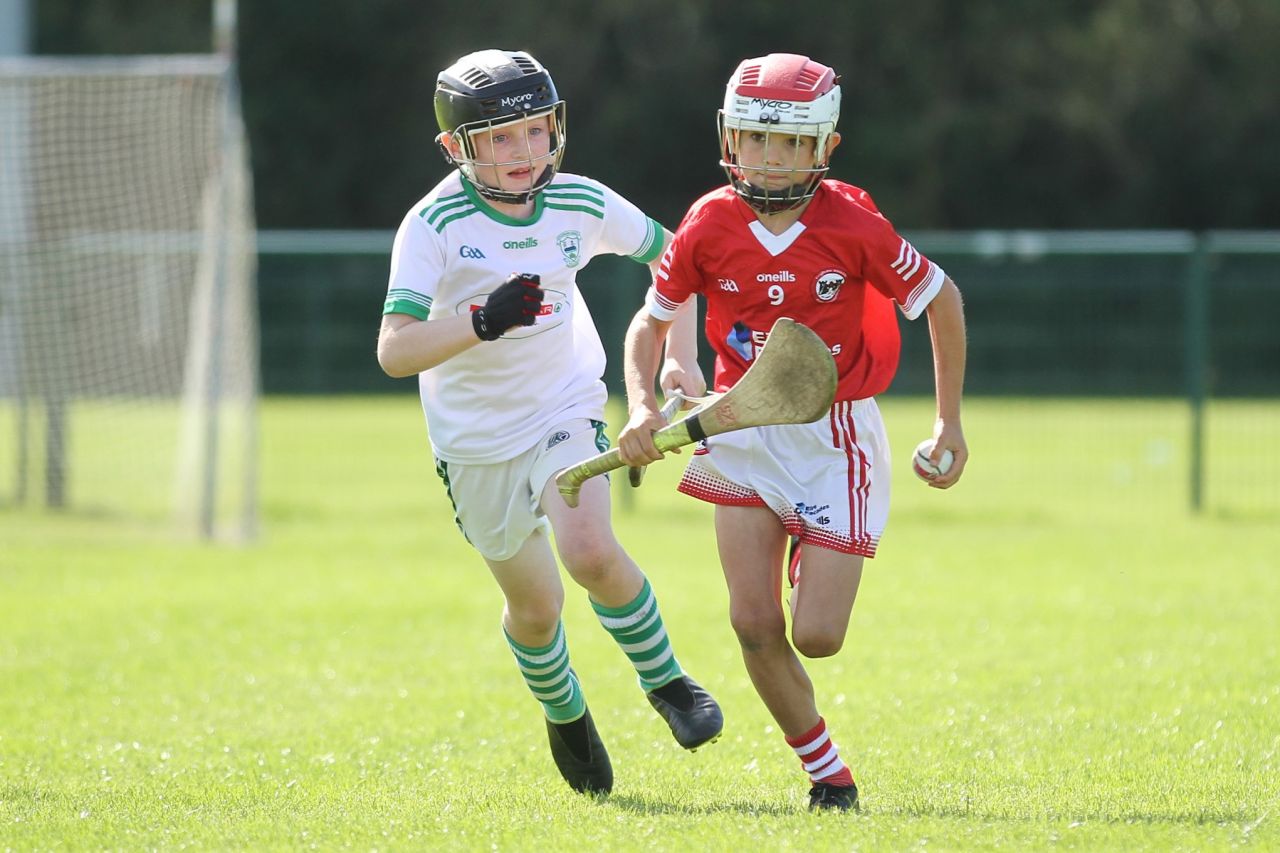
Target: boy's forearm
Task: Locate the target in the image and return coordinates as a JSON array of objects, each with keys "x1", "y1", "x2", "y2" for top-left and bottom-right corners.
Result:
[
  {"x1": 377, "y1": 313, "x2": 480, "y2": 378},
  {"x1": 623, "y1": 310, "x2": 668, "y2": 412},
  {"x1": 928, "y1": 278, "x2": 967, "y2": 421},
  {"x1": 664, "y1": 296, "x2": 699, "y2": 366}
]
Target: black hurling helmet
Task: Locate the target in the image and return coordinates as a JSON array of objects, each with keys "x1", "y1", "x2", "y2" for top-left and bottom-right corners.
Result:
[{"x1": 434, "y1": 49, "x2": 567, "y2": 204}]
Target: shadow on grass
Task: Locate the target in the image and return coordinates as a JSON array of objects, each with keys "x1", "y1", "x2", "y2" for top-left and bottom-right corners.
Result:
[
  {"x1": 605, "y1": 793, "x2": 800, "y2": 818},
  {"x1": 869, "y1": 799, "x2": 1260, "y2": 826},
  {"x1": 608, "y1": 792, "x2": 1265, "y2": 825}
]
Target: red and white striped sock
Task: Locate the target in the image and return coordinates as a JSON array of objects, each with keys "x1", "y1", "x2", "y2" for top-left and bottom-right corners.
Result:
[{"x1": 786, "y1": 717, "x2": 855, "y2": 787}]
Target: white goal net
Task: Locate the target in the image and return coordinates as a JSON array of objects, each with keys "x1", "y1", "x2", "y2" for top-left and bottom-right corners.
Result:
[{"x1": 0, "y1": 55, "x2": 257, "y2": 539}]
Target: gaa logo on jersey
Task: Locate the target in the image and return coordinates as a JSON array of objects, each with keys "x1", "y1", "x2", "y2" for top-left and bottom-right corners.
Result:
[
  {"x1": 556, "y1": 230, "x2": 582, "y2": 268},
  {"x1": 814, "y1": 269, "x2": 846, "y2": 303}
]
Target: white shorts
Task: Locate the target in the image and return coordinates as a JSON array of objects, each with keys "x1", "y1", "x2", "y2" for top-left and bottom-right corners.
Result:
[
  {"x1": 678, "y1": 398, "x2": 891, "y2": 557},
  {"x1": 434, "y1": 419, "x2": 611, "y2": 561}
]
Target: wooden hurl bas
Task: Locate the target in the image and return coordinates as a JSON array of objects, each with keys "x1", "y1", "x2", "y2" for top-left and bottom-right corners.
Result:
[{"x1": 555, "y1": 318, "x2": 838, "y2": 508}]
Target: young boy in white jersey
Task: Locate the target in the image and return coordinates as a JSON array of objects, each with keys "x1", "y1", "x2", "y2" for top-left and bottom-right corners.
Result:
[
  {"x1": 377, "y1": 49, "x2": 722, "y2": 796},
  {"x1": 618, "y1": 53, "x2": 969, "y2": 811}
]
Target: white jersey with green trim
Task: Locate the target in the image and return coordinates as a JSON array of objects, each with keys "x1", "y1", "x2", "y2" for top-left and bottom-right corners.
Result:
[{"x1": 385, "y1": 171, "x2": 665, "y2": 465}]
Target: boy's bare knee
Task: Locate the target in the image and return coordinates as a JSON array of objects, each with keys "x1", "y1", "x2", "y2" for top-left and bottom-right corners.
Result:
[
  {"x1": 560, "y1": 538, "x2": 619, "y2": 587},
  {"x1": 791, "y1": 626, "x2": 844, "y2": 659},
  {"x1": 730, "y1": 609, "x2": 787, "y2": 653},
  {"x1": 505, "y1": 600, "x2": 562, "y2": 638}
]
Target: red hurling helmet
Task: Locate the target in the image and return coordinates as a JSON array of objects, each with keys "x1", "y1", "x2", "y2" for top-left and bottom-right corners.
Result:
[{"x1": 718, "y1": 54, "x2": 841, "y2": 213}]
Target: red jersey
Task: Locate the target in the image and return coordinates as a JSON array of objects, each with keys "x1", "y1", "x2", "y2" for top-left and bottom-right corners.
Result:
[{"x1": 648, "y1": 181, "x2": 945, "y2": 401}]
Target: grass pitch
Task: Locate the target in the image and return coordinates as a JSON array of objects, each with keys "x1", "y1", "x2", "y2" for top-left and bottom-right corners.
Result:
[{"x1": 1, "y1": 395, "x2": 1277, "y2": 850}]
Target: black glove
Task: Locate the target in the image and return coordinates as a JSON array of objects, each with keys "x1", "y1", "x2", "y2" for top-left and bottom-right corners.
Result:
[{"x1": 472, "y1": 273, "x2": 544, "y2": 341}]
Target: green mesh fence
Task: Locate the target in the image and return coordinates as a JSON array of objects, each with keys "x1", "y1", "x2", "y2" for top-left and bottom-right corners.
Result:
[{"x1": 11, "y1": 230, "x2": 1272, "y2": 517}]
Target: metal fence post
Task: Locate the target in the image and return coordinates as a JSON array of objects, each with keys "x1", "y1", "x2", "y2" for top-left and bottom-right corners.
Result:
[{"x1": 1184, "y1": 234, "x2": 1211, "y2": 513}]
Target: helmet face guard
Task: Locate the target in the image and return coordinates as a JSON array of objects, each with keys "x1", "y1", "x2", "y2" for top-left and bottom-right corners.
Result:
[
  {"x1": 717, "y1": 54, "x2": 840, "y2": 214},
  {"x1": 434, "y1": 49, "x2": 567, "y2": 204},
  {"x1": 440, "y1": 104, "x2": 567, "y2": 204}
]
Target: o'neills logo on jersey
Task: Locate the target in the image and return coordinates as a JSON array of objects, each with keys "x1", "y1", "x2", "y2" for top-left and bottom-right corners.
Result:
[
  {"x1": 814, "y1": 270, "x2": 846, "y2": 303},
  {"x1": 757, "y1": 271, "x2": 795, "y2": 283},
  {"x1": 504, "y1": 237, "x2": 539, "y2": 250}
]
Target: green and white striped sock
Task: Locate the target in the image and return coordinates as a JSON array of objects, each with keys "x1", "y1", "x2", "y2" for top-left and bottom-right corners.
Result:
[
  {"x1": 591, "y1": 578, "x2": 684, "y2": 692},
  {"x1": 504, "y1": 621, "x2": 585, "y2": 724}
]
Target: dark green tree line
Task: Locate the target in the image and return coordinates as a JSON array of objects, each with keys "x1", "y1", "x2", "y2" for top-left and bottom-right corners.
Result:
[{"x1": 35, "y1": 0, "x2": 1280, "y2": 231}]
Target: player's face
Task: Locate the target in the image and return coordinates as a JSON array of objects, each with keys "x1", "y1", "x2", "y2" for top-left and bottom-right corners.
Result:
[
  {"x1": 735, "y1": 130, "x2": 819, "y2": 188},
  {"x1": 467, "y1": 114, "x2": 555, "y2": 196}
]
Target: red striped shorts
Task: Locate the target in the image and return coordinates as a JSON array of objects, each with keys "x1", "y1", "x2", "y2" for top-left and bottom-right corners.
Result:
[{"x1": 677, "y1": 398, "x2": 890, "y2": 557}]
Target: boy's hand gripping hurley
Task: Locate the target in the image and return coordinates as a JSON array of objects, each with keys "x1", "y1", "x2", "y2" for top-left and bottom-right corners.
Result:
[
  {"x1": 555, "y1": 318, "x2": 838, "y2": 508},
  {"x1": 626, "y1": 392, "x2": 699, "y2": 488}
]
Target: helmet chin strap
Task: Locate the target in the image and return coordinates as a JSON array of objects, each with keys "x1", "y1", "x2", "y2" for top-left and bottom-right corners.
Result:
[{"x1": 733, "y1": 169, "x2": 828, "y2": 214}]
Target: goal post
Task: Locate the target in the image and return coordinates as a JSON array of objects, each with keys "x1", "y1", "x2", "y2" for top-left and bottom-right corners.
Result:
[{"x1": 0, "y1": 54, "x2": 258, "y2": 539}]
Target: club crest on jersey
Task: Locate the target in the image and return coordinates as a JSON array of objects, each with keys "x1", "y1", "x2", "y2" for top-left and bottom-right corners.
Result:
[
  {"x1": 546, "y1": 430, "x2": 571, "y2": 449},
  {"x1": 814, "y1": 270, "x2": 846, "y2": 303},
  {"x1": 556, "y1": 230, "x2": 582, "y2": 268}
]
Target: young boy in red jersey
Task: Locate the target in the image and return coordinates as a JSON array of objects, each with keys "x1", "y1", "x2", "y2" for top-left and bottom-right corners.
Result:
[{"x1": 618, "y1": 53, "x2": 969, "y2": 811}]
